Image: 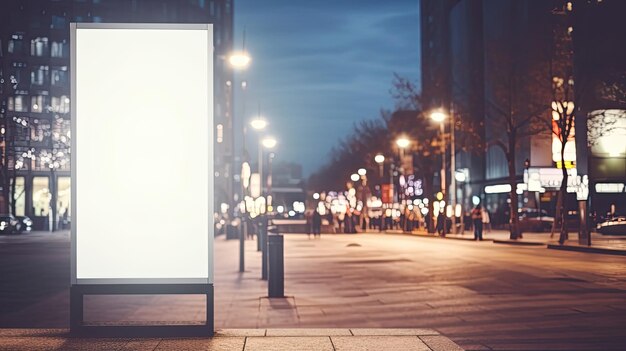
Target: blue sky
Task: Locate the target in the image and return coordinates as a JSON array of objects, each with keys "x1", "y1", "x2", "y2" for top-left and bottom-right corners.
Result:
[{"x1": 234, "y1": 0, "x2": 421, "y2": 176}]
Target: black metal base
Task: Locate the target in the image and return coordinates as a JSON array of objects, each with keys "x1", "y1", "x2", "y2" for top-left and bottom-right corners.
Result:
[{"x1": 70, "y1": 283, "x2": 213, "y2": 337}]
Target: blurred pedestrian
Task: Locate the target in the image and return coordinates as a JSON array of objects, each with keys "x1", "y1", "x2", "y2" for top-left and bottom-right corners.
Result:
[
  {"x1": 481, "y1": 207, "x2": 491, "y2": 233},
  {"x1": 472, "y1": 204, "x2": 483, "y2": 240},
  {"x1": 305, "y1": 209, "x2": 313, "y2": 239},
  {"x1": 436, "y1": 211, "x2": 445, "y2": 236},
  {"x1": 312, "y1": 209, "x2": 322, "y2": 238}
]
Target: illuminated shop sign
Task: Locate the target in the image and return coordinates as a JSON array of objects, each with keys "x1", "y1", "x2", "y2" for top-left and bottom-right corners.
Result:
[
  {"x1": 551, "y1": 101, "x2": 576, "y2": 169},
  {"x1": 587, "y1": 109, "x2": 626, "y2": 158},
  {"x1": 595, "y1": 183, "x2": 625, "y2": 193}
]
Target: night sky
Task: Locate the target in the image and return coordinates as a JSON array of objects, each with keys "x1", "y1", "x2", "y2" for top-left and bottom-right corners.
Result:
[{"x1": 234, "y1": 0, "x2": 421, "y2": 177}]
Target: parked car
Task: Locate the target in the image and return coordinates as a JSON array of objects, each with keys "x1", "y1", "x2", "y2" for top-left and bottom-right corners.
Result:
[
  {"x1": 15, "y1": 216, "x2": 33, "y2": 233},
  {"x1": 596, "y1": 216, "x2": 626, "y2": 235},
  {"x1": 518, "y1": 208, "x2": 554, "y2": 232},
  {"x1": 0, "y1": 214, "x2": 21, "y2": 234}
]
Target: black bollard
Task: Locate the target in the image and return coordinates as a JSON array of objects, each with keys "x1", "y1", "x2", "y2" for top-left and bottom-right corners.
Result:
[
  {"x1": 261, "y1": 218, "x2": 268, "y2": 280},
  {"x1": 267, "y1": 234, "x2": 284, "y2": 298}
]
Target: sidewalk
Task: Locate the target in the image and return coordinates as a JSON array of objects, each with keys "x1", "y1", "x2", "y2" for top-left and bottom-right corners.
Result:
[
  {"x1": 0, "y1": 328, "x2": 463, "y2": 350},
  {"x1": 381, "y1": 228, "x2": 626, "y2": 255}
]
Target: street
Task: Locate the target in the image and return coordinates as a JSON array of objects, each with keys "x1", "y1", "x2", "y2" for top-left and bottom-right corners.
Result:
[{"x1": 1, "y1": 231, "x2": 625, "y2": 350}]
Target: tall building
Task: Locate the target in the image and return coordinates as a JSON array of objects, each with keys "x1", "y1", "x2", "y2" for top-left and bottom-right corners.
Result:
[
  {"x1": 0, "y1": 0, "x2": 234, "y2": 230},
  {"x1": 420, "y1": 0, "x2": 626, "y2": 225}
]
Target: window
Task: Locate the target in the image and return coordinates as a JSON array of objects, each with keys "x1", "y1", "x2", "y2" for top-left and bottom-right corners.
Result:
[
  {"x1": 30, "y1": 37, "x2": 49, "y2": 57},
  {"x1": 8, "y1": 96, "x2": 27, "y2": 112},
  {"x1": 31, "y1": 65, "x2": 49, "y2": 85},
  {"x1": 51, "y1": 40, "x2": 68, "y2": 58},
  {"x1": 51, "y1": 66, "x2": 68, "y2": 86},
  {"x1": 51, "y1": 96, "x2": 70, "y2": 113},
  {"x1": 33, "y1": 177, "x2": 50, "y2": 217},
  {"x1": 8, "y1": 34, "x2": 25, "y2": 54},
  {"x1": 31, "y1": 96, "x2": 47, "y2": 113}
]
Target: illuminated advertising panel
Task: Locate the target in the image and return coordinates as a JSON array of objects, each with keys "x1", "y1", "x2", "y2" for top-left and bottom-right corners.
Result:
[{"x1": 72, "y1": 24, "x2": 213, "y2": 284}]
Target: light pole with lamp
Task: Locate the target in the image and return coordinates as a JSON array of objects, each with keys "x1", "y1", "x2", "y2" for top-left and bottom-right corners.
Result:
[
  {"x1": 430, "y1": 110, "x2": 457, "y2": 233},
  {"x1": 250, "y1": 116, "x2": 267, "y2": 252},
  {"x1": 395, "y1": 137, "x2": 410, "y2": 204},
  {"x1": 229, "y1": 49, "x2": 250, "y2": 273},
  {"x1": 374, "y1": 154, "x2": 385, "y2": 179},
  {"x1": 259, "y1": 136, "x2": 276, "y2": 280}
]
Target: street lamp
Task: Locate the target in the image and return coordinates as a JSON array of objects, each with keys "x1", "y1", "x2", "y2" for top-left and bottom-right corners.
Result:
[
  {"x1": 350, "y1": 173, "x2": 360, "y2": 182},
  {"x1": 374, "y1": 154, "x2": 385, "y2": 178},
  {"x1": 430, "y1": 109, "x2": 457, "y2": 233},
  {"x1": 228, "y1": 51, "x2": 251, "y2": 69},
  {"x1": 230, "y1": 50, "x2": 252, "y2": 273},
  {"x1": 357, "y1": 168, "x2": 367, "y2": 176},
  {"x1": 261, "y1": 136, "x2": 277, "y2": 149},
  {"x1": 395, "y1": 137, "x2": 410, "y2": 149},
  {"x1": 250, "y1": 117, "x2": 267, "y2": 131}
]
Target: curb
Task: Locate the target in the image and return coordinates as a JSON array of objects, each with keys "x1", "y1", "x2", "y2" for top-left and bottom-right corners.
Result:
[
  {"x1": 547, "y1": 244, "x2": 626, "y2": 256},
  {"x1": 383, "y1": 231, "x2": 492, "y2": 242},
  {"x1": 492, "y1": 239, "x2": 545, "y2": 246}
]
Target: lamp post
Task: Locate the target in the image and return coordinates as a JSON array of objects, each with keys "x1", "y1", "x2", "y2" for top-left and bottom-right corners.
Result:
[
  {"x1": 229, "y1": 49, "x2": 251, "y2": 273},
  {"x1": 260, "y1": 136, "x2": 276, "y2": 280},
  {"x1": 250, "y1": 117, "x2": 267, "y2": 252},
  {"x1": 374, "y1": 154, "x2": 385, "y2": 178},
  {"x1": 395, "y1": 137, "x2": 410, "y2": 204},
  {"x1": 431, "y1": 109, "x2": 457, "y2": 233}
]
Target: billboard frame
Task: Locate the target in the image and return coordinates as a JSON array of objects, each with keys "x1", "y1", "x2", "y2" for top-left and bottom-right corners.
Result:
[{"x1": 69, "y1": 22, "x2": 214, "y2": 337}]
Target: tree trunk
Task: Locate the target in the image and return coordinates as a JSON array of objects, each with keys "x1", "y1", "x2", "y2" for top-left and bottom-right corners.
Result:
[
  {"x1": 508, "y1": 135, "x2": 521, "y2": 239},
  {"x1": 558, "y1": 144, "x2": 569, "y2": 244}
]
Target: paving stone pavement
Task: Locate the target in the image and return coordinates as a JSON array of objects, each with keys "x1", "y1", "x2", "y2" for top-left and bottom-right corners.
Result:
[
  {"x1": 1, "y1": 231, "x2": 626, "y2": 350},
  {"x1": 0, "y1": 328, "x2": 463, "y2": 350}
]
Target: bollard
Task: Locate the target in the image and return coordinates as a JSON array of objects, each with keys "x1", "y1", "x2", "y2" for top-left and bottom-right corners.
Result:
[
  {"x1": 267, "y1": 234, "x2": 284, "y2": 298},
  {"x1": 261, "y1": 218, "x2": 268, "y2": 280}
]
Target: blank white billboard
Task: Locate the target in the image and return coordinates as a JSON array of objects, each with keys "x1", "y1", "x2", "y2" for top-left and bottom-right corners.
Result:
[{"x1": 71, "y1": 24, "x2": 213, "y2": 284}]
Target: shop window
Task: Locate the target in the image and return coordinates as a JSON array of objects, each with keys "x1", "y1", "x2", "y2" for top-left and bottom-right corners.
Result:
[
  {"x1": 33, "y1": 177, "x2": 51, "y2": 217},
  {"x1": 11, "y1": 177, "x2": 26, "y2": 217},
  {"x1": 57, "y1": 177, "x2": 71, "y2": 222}
]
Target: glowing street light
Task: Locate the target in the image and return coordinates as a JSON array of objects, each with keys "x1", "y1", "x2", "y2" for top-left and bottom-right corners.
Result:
[
  {"x1": 350, "y1": 173, "x2": 360, "y2": 182},
  {"x1": 358, "y1": 168, "x2": 367, "y2": 176},
  {"x1": 374, "y1": 154, "x2": 385, "y2": 178},
  {"x1": 250, "y1": 118, "x2": 267, "y2": 131},
  {"x1": 261, "y1": 137, "x2": 277, "y2": 149},
  {"x1": 395, "y1": 137, "x2": 410, "y2": 149},
  {"x1": 430, "y1": 108, "x2": 457, "y2": 234},
  {"x1": 228, "y1": 51, "x2": 251, "y2": 69},
  {"x1": 430, "y1": 111, "x2": 446, "y2": 122}
]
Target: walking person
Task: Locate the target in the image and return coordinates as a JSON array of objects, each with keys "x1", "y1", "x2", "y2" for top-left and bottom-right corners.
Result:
[
  {"x1": 472, "y1": 204, "x2": 484, "y2": 240},
  {"x1": 436, "y1": 211, "x2": 446, "y2": 236},
  {"x1": 481, "y1": 206, "x2": 491, "y2": 233},
  {"x1": 312, "y1": 209, "x2": 322, "y2": 239}
]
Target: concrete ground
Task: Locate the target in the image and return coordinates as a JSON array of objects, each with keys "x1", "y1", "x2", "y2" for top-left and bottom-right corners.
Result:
[{"x1": 1, "y1": 231, "x2": 626, "y2": 350}]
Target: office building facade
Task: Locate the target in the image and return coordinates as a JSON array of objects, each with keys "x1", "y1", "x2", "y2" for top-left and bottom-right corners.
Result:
[{"x1": 0, "y1": 0, "x2": 234, "y2": 229}]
